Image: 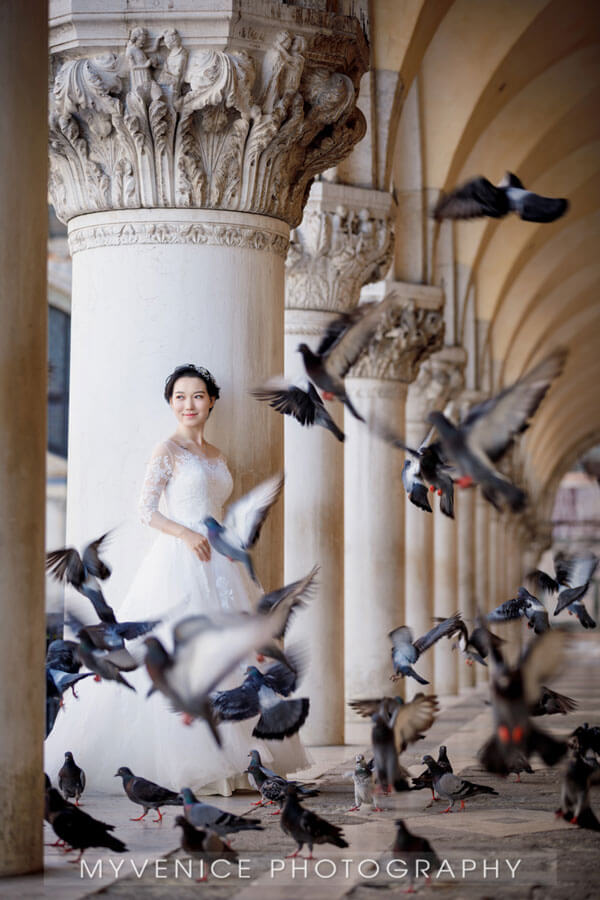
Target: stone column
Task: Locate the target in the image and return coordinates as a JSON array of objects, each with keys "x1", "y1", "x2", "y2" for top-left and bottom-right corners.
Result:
[
  {"x1": 48, "y1": 4, "x2": 369, "y2": 604},
  {"x1": 284, "y1": 183, "x2": 395, "y2": 744},
  {"x1": 474, "y1": 494, "x2": 490, "y2": 685},
  {"x1": 0, "y1": 0, "x2": 47, "y2": 877},
  {"x1": 344, "y1": 293, "x2": 444, "y2": 738}
]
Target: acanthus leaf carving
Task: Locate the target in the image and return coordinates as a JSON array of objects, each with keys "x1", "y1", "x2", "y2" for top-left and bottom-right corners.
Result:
[{"x1": 48, "y1": 25, "x2": 367, "y2": 229}]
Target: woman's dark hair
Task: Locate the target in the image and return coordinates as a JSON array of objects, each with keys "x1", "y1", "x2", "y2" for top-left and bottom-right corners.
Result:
[{"x1": 163, "y1": 364, "x2": 221, "y2": 409}]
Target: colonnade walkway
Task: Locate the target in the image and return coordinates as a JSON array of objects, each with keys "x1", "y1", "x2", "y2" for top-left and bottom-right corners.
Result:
[{"x1": 6, "y1": 633, "x2": 599, "y2": 899}]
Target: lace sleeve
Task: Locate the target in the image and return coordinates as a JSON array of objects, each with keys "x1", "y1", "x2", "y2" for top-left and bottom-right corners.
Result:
[{"x1": 138, "y1": 444, "x2": 174, "y2": 526}]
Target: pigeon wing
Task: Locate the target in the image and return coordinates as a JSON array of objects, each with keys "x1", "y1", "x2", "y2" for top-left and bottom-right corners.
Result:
[
  {"x1": 211, "y1": 680, "x2": 260, "y2": 721},
  {"x1": 555, "y1": 553, "x2": 598, "y2": 589},
  {"x1": 223, "y1": 473, "x2": 284, "y2": 549},
  {"x1": 45, "y1": 548, "x2": 85, "y2": 585},
  {"x1": 348, "y1": 698, "x2": 386, "y2": 718},
  {"x1": 257, "y1": 565, "x2": 319, "y2": 637},
  {"x1": 391, "y1": 693, "x2": 439, "y2": 749},
  {"x1": 433, "y1": 176, "x2": 509, "y2": 220},
  {"x1": 520, "y1": 630, "x2": 565, "y2": 705},
  {"x1": 414, "y1": 613, "x2": 462, "y2": 655},
  {"x1": 250, "y1": 378, "x2": 320, "y2": 426},
  {"x1": 321, "y1": 296, "x2": 398, "y2": 380}
]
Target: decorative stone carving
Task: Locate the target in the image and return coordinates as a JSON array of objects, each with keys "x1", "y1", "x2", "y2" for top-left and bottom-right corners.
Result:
[
  {"x1": 348, "y1": 295, "x2": 445, "y2": 382},
  {"x1": 48, "y1": 24, "x2": 368, "y2": 227},
  {"x1": 406, "y1": 346, "x2": 467, "y2": 423},
  {"x1": 285, "y1": 182, "x2": 395, "y2": 313}
]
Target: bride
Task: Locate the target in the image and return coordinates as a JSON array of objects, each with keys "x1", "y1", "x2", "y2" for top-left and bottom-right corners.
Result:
[{"x1": 45, "y1": 364, "x2": 312, "y2": 795}]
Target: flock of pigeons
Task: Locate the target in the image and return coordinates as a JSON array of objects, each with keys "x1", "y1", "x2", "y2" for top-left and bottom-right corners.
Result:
[{"x1": 44, "y1": 172, "x2": 599, "y2": 883}]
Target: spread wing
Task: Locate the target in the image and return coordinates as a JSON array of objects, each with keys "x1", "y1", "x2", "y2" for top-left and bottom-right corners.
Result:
[
  {"x1": 433, "y1": 176, "x2": 508, "y2": 221},
  {"x1": 223, "y1": 473, "x2": 284, "y2": 549},
  {"x1": 250, "y1": 377, "x2": 322, "y2": 426},
  {"x1": 555, "y1": 553, "x2": 598, "y2": 588},
  {"x1": 391, "y1": 693, "x2": 439, "y2": 749},
  {"x1": 257, "y1": 565, "x2": 319, "y2": 638},
  {"x1": 45, "y1": 548, "x2": 84, "y2": 585},
  {"x1": 321, "y1": 295, "x2": 399, "y2": 380},
  {"x1": 463, "y1": 348, "x2": 567, "y2": 462},
  {"x1": 520, "y1": 630, "x2": 565, "y2": 705},
  {"x1": 82, "y1": 531, "x2": 113, "y2": 579},
  {"x1": 414, "y1": 613, "x2": 462, "y2": 655},
  {"x1": 348, "y1": 696, "x2": 399, "y2": 718}
]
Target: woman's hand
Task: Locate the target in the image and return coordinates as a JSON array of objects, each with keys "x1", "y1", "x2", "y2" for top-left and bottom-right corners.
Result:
[{"x1": 179, "y1": 528, "x2": 211, "y2": 561}]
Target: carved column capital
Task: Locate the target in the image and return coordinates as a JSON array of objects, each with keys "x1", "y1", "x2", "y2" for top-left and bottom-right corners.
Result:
[
  {"x1": 285, "y1": 182, "x2": 395, "y2": 313},
  {"x1": 406, "y1": 345, "x2": 467, "y2": 422},
  {"x1": 48, "y1": 3, "x2": 369, "y2": 227}
]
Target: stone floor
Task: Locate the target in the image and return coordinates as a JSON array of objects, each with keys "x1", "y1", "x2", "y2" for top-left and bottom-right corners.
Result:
[{"x1": 4, "y1": 634, "x2": 600, "y2": 899}]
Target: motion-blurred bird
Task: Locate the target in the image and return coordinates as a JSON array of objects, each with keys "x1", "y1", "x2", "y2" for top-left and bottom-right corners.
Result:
[
  {"x1": 487, "y1": 595, "x2": 529, "y2": 624},
  {"x1": 370, "y1": 704, "x2": 411, "y2": 794},
  {"x1": 433, "y1": 172, "x2": 568, "y2": 224},
  {"x1": 46, "y1": 532, "x2": 115, "y2": 623},
  {"x1": 76, "y1": 628, "x2": 138, "y2": 691},
  {"x1": 453, "y1": 620, "x2": 504, "y2": 666},
  {"x1": 349, "y1": 692, "x2": 439, "y2": 752},
  {"x1": 530, "y1": 686, "x2": 578, "y2": 717},
  {"x1": 528, "y1": 553, "x2": 598, "y2": 625},
  {"x1": 517, "y1": 587, "x2": 550, "y2": 635},
  {"x1": 115, "y1": 766, "x2": 183, "y2": 823},
  {"x1": 389, "y1": 614, "x2": 463, "y2": 684},
  {"x1": 281, "y1": 784, "x2": 348, "y2": 859},
  {"x1": 421, "y1": 756, "x2": 498, "y2": 813},
  {"x1": 174, "y1": 816, "x2": 236, "y2": 881},
  {"x1": 428, "y1": 348, "x2": 567, "y2": 511},
  {"x1": 58, "y1": 752, "x2": 85, "y2": 806},
  {"x1": 556, "y1": 751, "x2": 600, "y2": 830},
  {"x1": 67, "y1": 610, "x2": 160, "y2": 652},
  {"x1": 181, "y1": 788, "x2": 263, "y2": 836},
  {"x1": 251, "y1": 376, "x2": 345, "y2": 441},
  {"x1": 204, "y1": 472, "x2": 283, "y2": 583},
  {"x1": 391, "y1": 819, "x2": 441, "y2": 891}
]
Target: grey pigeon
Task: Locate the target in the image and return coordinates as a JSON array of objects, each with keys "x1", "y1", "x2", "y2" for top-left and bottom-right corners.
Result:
[
  {"x1": 174, "y1": 816, "x2": 236, "y2": 881},
  {"x1": 349, "y1": 693, "x2": 439, "y2": 752},
  {"x1": 46, "y1": 639, "x2": 80, "y2": 674},
  {"x1": 517, "y1": 586, "x2": 550, "y2": 635},
  {"x1": 556, "y1": 751, "x2": 600, "y2": 830},
  {"x1": 280, "y1": 784, "x2": 348, "y2": 859},
  {"x1": 204, "y1": 472, "x2": 283, "y2": 583},
  {"x1": 389, "y1": 614, "x2": 463, "y2": 684},
  {"x1": 211, "y1": 661, "x2": 309, "y2": 740},
  {"x1": 46, "y1": 532, "x2": 116, "y2": 624},
  {"x1": 144, "y1": 604, "x2": 288, "y2": 744},
  {"x1": 528, "y1": 554, "x2": 598, "y2": 625},
  {"x1": 58, "y1": 751, "x2": 85, "y2": 806},
  {"x1": 296, "y1": 295, "x2": 401, "y2": 422},
  {"x1": 370, "y1": 705, "x2": 411, "y2": 794},
  {"x1": 412, "y1": 745, "x2": 453, "y2": 802},
  {"x1": 256, "y1": 565, "x2": 319, "y2": 641},
  {"x1": 181, "y1": 788, "x2": 263, "y2": 836},
  {"x1": 115, "y1": 766, "x2": 183, "y2": 823},
  {"x1": 530, "y1": 685, "x2": 578, "y2": 717},
  {"x1": 433, "y1": 172, "x2": 568, "y2": 223},
  {"x1": 67, "y1": 610, "x2": 160, "y2": 652},
  {"x1": 421, "y1": 755, "x2": 498, "y2": 813},
  {"x1": 478, "y1": 629, "x2": 567, "y2": 775},
  {"x1": 251, "y1": 376, "x2": 345, "y2": 441},
  {"x1": 392, "y1": 819, "x2": 441, "y2": 891},
  {"x1": 245, "y1": 749, "x2": 318, "y2": 813},
  {"x1": 76, "y1": 629, "x2": 137, "y2": 690},
  {"x1": 487, "y1": 595, "x2": 528, "y2": 624},
  {"x1": 46, "y1": 787, "x2": 127, "y2": 861},
  {"x1": 453, "y1": 620, "x2": 504, "y2": 666},
  {"x1": 348, "y1": 754, "x2": 379, "y2": 812},
  {"x1": 428, "y1": 348, "x2": 567, "y2": 511}
]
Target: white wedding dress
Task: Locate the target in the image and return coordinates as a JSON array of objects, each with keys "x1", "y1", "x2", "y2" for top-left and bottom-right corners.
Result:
[{"x1": 44, "y1": 438, "x2": 312, "y2": 795}]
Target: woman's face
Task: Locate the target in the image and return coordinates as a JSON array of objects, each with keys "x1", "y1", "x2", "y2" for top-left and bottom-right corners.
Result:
[{"x1": 169, "y1": 376, "x2": 214, "y2": 427}]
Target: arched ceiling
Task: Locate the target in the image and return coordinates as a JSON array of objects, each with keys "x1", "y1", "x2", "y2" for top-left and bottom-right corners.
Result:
[{"x1": 374, "y1": 0, "x2": 600, "y2": 513}]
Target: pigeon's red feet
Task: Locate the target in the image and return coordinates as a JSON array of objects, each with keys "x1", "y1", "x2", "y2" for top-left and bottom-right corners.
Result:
[
  {"x1": 459, "y1": 800, "x2": 465, "y2": 811},
  {"x1": 93, "y1": 675, "x2": 101, "y2": 682},
  {"x1": 456, "y1": 476, "x2": 474, "y2": 488},
  {"x1": 71, "y1": 686, "x2": 79, "y2": 699},
  {"x1": 515, "y1": 774, "x2": 521, "y2": 783},
  {"x1": 347, "y1": 805, "x2": 360, "y2": 811},
  {"x1": 570, "y1": 816, "x2": 578, "y2": 825},
  {"x1": 256, "y1": 654, "x2": 265, "y2": 663},
  {"x1": 251, "y1": 800, "x2": 264, "y2": 806},
  {"x1": 153, "y1": 809, "x2": 163, "y2": 823},
  {"x1": 371, "y1": 806, "x2": 383, "y2": 812},
  {"x1": 437, "y1": 489, "x2": 443, "y2": 496},
  {"x1": 429, "y1": 485, "x2": 435, "y2": 492},
  {"x1": 322, "y1": 391, "x2": 335, "y2": 402},
  {"x1": 181, "y1": 713, "x2": 194, "y2": 726},
  {"x1": 46, "y1": 839, "x2": 65, "y2": 847},
  {"x1": 269, "y1": 810, "x2": 281, "y2": 816},
  {"x1": 440, "y1": 807, "x2": 452, "y2": 814},
  {"x1": 131, "y1": 811, "x2": 148, "y2": 821},
  {"x1": 195, "y1": 876, "x2": 208, "y2": 883},
  {"x1": 555, "y1": 809, "x2": 564, "y2": 818},
  {"x1": 466, "y1": 659, "x2": 474, "y2": 666},
  {"x1": 285, "y1": 849, "x2": 302, "y2": 859},
  {"x1": 403, "y1": 887, "x2": 416, "y2": 894}
]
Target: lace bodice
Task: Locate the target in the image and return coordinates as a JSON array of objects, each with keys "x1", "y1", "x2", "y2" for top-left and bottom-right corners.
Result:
[{"x1": 139, "y1": 438, "x2": 233, "y2": 530}]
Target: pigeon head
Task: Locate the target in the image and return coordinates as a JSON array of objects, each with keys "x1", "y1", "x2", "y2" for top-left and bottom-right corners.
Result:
[
  {"x1": 115, "y1": 766, "x2": 134, "y2": 778},
  {"x1": 394, "y1": 819, "x2": 408, "y2": 832},
  {"x1": 248, "y1": 749, "x2": 261, "y2": 763},
  {"x1": 203, "y1": 516, "x2": 221, "y2": 533},
  {"x1": 421, "y1": 755, "x2": 435, "y2": 767},
  {"x1": 174, "y1": 815, "x2": 187, "y2": 829},
  {"x1": 355, "y1": 753, "x2": 365, "y2": 764},
  {"x1": 64, "y1": 751, "x2": 74, "y2": 760},
  {"x1": 180, "y1": 787, "x2": 196, "y2": 804}
]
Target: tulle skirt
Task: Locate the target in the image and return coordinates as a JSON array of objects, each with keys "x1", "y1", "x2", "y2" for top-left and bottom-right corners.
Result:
[{"x1": 44, "y1": 530, "x2": 312, "y2": 795}]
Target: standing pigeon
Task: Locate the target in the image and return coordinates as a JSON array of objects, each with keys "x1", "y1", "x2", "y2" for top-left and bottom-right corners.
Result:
[
  {"x1": 412, "y1": 745, "x2": 453, "y2": 802},
  {"x1": 58, "y1": 752, "x2": 86, "y2": 806},
  {"x1": 251, "y1": 376, "x2": 345, "y2": 441},
  {"x1": 245, "y1": 750, "x2": 318, "y2": 812},
  {"x1": 174, "y1": 816, "x2": 236, "y2": 881},
  {"x1": 478, "y1": 630, "x2": 567, "y2": 775},
  {"x1": 204, "y1": 472, "x2": 283, "y2": 583},
  {"x1": 280, "y1": 784, "x2": 348, "y2": 859},
  {"x1": 556, "y1": 752, "x2": 600, "y2": 830},
  {"x1": 389, "y1": 614, "x2": 463, "y2": 684},
  {"x1": 433, "y1": 172, "x2": 568, "y2": 223},
  {"x1": 114, "y1": 766, "x2": 183, "y2": 822},
  {"x1": 46, "y1": 532, "x2": 116, "y2": 623},
  {"x1": 420, "y1": 756, "x2": 498, "y2": 813},
  {"x1": 348, "y1": 754, "x2": 380, "y2": 812},
  {"x1": 453, "y1": 620, "x2": 504, "y2": 666},
  {"x1": 46, "y1": 787, "x2": 127, "y2": 861},
  {"x1": 181, "y1": 788, "x2": 263, "y2": 837},
  {"x1": 211, "y1": 661, "x2": 309, "y2": 740},
  {"x1": 428, "y1": 348, "x2": 567, "y2": 511},
  {"x1": 530, "y1": 686, "x2": 578, "y2": 717},
  {"x1": 392, "y1": 819, "x2": 441, "y2": 891},
  {"x1": 296, "y1": 294, "x2": 401, "y2": 422}
]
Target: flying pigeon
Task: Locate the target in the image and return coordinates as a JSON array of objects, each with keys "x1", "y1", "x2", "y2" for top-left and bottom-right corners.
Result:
[
  {"x1": 389, "y1": 614, "x2": 463, "y2": 684},
  {"x1": 76, "y1": 628, "x2": 138, "y2": 690},
  {"x1": 528, "y1": 553, "x2": 598, "y2": 624},
  {"x1": 391, "y1": 819, "x2": 441, "y2": 891},
  {"x1": 144, "y1": 604, "x2": 288, "y2": 744},
  {"x1": 412, "y1": 745, "x2": 453, "y2": 803},
  {"x1": 433, "y1": 172, "x2": 568, "y2": 224},
  {"x1": 46, "y1": 639, "x2": 81, "y2": 675},
  {"x1": 58, "y1": 752, "x2": 86, "y2": 806},
  {"x1": 347, "y1": 754, "x2": 380, "y2": 812},
  {"x1": 296, "y1": 294, "x2": 402, "y2": 422},
  {"x1": 517, "y1": 586, "x2": 550, "y2": 635},
  {"x1": 250, "y1": 376, "x2": 345, "y2": 441},
  {"x1": 114, "y1": 766, "x2": 183, "y2": 822},
  {"x1": 487, "y1": 595, "x2": 529, "y2": 624},
  {"x1": 67, "y1": 610, "x2": 160, "y2": 652},
  {"x1": 204, "y1": 472, "x2": 283, "y2": 583},
  {"x1": 530, "y1": 686, "x2": 578, "y2": 717},
  {"x1": 370, "y1": 704, "x2": 411, "y2": 794},
  {"x1": 256, "y1": 565, "x2": 319, "y2": 640},
  {"x1": 174, "y1": 816, "x2": 236, "y2": 881},
  {"x1": 349, "y1": 692, "x2": 439, "y2": 752},
  {"x1": 46, "y1": 787, "x2": 127, "y2": 861},
  {"x1": 46, "y1": 532, "x2": 116, "y2": 623},
  {"x1": 211, "y1": 660, "x2": 309, "y2": 740},
  {"x1": 478, "y1": 629, "x2": 567, "y2": 775},
  {"x1": 453, "y1": 620, "x2": 504, "y2": 666},
  {"x1": 280, "y1": 784, "x2": 348, "y2": 859},
  {"x1": 420, "y1": 756, "x2": 498, "y2": 813},
  {"x1": 181, "y1": 788, "x2": 263, "y2": 836},
  {"x1": 46, "y1": 666, "x2": 94, "y2": 704},
  {"x1": 556, "y1": 750, "x2": 600, "y2": 830},
  {"x1": 428, "y1": 348, "x2": 568, "y2": 511}
]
